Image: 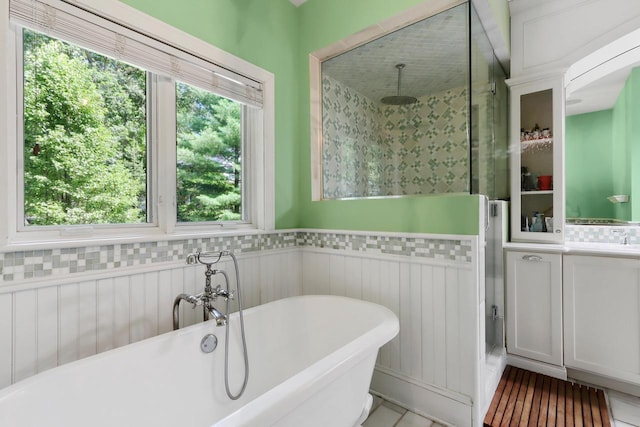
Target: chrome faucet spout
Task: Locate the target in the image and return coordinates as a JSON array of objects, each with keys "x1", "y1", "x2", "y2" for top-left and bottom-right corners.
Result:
[
  {"x1": 208, "y1": 305, "x2": 227, "y2": 326},
  {"x1": 173, "y1": 293, "x2": 199, "y2": 330}
]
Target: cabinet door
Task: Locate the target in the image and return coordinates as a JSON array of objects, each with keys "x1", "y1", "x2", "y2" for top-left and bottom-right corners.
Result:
[
  {"x1": 508, "y1": 76, "x2": 564, "y2": 243},
  {"x1": 564, "y1": 255, "x2": 640, "y2": 384},
  {"x1": 506, "y1": 251, "x2": 563, "y2": 365}
]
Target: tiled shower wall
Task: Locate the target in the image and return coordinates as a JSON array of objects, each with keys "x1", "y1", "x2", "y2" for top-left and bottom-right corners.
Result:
[{"x1": 322, "y1": 74, "x2": 468, "y2": 198}]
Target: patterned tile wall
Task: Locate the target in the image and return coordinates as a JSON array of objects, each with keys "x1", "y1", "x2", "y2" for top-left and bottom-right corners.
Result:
[
  {"x1": 565, "y1": 225, "x2": 640, "y2": 244},
  {"x1": 381, "y1": 87, "x2": 469, "y2": 195},
  {"x1": 322, "y1": 74, "x2": 383, "y2": 198},
  {"x1": 0, "y1": 231, "x2": 473, "y2": 283},
  {"x1": 322, "y1": 74, "x2": 469, "y2": 198}
]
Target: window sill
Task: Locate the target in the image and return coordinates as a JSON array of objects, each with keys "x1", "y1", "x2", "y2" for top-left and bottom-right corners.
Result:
[{"x1": 1, "y1": 224, "x2": 270, "y2": 253}]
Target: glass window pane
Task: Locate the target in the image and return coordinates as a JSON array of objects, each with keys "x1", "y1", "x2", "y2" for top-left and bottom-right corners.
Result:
[
  {"x1": 22, "y1": 29, "x2": 148, "y2": 226},
  {"x1": 176, "y1": 82, "x2": 242, "y2": 222}
]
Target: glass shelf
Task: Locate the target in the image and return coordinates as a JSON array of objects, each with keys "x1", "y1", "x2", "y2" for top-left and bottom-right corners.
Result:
[
  {"x1": 522, "y1": 190, "x2": 553, "y2": 195},
  {"x1": 521, "y1": 137, "x2": 553, "y2": 153}
]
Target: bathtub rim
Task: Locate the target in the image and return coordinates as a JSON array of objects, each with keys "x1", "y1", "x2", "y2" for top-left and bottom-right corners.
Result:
[
  {"x1": 0, "y1": 295, "x2": 399, "y2": 411},
  {"x1": 216, "y1": 294, "x2": 399, "y2": 426}
]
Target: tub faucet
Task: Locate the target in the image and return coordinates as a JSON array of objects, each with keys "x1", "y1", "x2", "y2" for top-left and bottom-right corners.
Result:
[
  {"x1": 172, "y1": 290, "x2": 229, "y2": 329},
  {"x1": 173, "y1": 251, "x2": 237, "y2": 330},
  {"x1": 207, "y1": 305, "x2": 227, "y2": 326}
]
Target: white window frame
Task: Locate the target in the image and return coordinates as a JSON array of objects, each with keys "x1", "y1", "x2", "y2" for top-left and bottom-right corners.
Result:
[{"x1": 0, "y1": 0, "x2": 275, "y2": 250}]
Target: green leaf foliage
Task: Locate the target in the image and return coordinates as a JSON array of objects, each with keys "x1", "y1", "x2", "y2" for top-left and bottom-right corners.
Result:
[
  {"x1": 23, "y1": 30, "x2": 146, "y2": 225},
  {"x1": 22, "y1": 29, "x2": 242, "y2": 226},
  {"x1": 176, "y1": 82, "x2": 242, "y2": 222}
]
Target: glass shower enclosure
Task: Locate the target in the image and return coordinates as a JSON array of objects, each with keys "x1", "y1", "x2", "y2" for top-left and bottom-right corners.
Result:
[{"x1": 320, "y1": 2, "x2": 508, "y2": 200}]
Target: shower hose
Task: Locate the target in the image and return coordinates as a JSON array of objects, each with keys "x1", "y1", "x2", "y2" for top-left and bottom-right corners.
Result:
[{"x1": 217, "y1": 251, "x2": 249, "y2": 400}]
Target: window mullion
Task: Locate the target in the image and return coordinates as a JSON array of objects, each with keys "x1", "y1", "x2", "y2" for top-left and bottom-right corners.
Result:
[
  {"x1": 154, "y1": 75, "x2": 177, "y2": 234},
  {"x1": 15, "y1": 26, "x2": 25, "y2": 233}
]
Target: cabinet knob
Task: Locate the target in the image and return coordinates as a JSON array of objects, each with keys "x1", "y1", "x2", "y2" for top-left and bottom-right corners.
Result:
[{"x1": 522, "y1": 254, "x2": 543, "y2": 262}]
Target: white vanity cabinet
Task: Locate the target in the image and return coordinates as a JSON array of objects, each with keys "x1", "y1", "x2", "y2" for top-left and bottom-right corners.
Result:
[
  {"x1": 506, "y1": 250, "x2": 563, "y2": 368},
  {"x1": 564, "y1": 255, "x2": 640, "y2": 385},
  {"x1": 507, "y1": 76, "x2": 565, "y2": 243}
]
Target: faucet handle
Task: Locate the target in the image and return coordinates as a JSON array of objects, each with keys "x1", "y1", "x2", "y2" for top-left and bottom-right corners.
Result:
[
  {"x1": 185, "y1": 253, "x2": 199, "y2": 265},
  {"x1": 186, "y1": 293, "x2": 203, "y2": 308},
  {"x1": 213, "y1": 285, "x2": 234, "y2": 301}
]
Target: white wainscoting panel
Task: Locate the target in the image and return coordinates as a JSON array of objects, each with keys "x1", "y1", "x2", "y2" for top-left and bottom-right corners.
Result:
[
  {"x1": 0, "y1": 249, "x2": 301, "y2": 389},
  {"x1": 301, "y1": 247, "x2": 480, "y2": 426}
]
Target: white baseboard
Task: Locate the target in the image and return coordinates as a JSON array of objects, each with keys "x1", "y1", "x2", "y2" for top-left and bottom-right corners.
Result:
[
  {"x1": 506, "y1": 354, "x2": 567, "y2": 380},
  {"x1": 370, "y1": 369, "x2": 472, "y2": 427},
  {"x1": 608, "y1": 390, "x2": 640, "y2": 426}
]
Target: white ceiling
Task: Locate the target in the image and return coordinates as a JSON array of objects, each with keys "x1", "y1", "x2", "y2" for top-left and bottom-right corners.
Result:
[
  {"x1": 566, "y1": 65, "x2": 636, "y2": 116},
  {"x1": 322, "y1": 6, "x2": 471, "y2": 102}
]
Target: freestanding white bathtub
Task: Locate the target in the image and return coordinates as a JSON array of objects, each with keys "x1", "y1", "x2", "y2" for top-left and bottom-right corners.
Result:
[{"x1": 0, "y1": 295, "x2": 398, "y2": 427}]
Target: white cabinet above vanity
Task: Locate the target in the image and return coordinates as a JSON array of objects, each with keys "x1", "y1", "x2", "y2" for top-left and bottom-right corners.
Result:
[{"x1": 507, "y1": 77, "x2": 565, "y2": 244}]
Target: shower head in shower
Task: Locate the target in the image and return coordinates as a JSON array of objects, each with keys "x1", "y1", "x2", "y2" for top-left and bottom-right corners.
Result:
[{"x1": 380, "y1": 63, "x2": 418, "y2": 105}]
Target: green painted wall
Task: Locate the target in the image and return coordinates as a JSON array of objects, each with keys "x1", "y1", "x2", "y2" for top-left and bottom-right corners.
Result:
[
  {"x1": 566, "y1": 68, "x2": 640, "y2": 222},
  {"x1": 565, "y1": 110, "x2": 614, "y2": 219},
  {"x1": 612, "y1": 80, "x2": 631, "y2": 221},
  {"x1": 487, "y1": 0, "x2": 510, "y2": 52},
  {"x1": 628, "y1": 68, "x2": 640, "y2": 222},
  {"x1": 121, "y1": 0, "x2": 488, "y2": 235},
  {"x1": 612, "y1": 67, "x2": 640, "y2": 221}
]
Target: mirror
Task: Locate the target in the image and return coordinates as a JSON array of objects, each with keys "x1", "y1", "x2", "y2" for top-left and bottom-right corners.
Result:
[
  {"x1": 311, "y1": 2, "x2": 508, "y2": 200},
  {"x1": 565, "y1": 28, "x2": 640, "y2": 225}
]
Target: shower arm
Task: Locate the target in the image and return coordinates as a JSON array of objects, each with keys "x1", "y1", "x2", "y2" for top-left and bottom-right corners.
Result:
[{"x1": 395, "y1": 64, "x2": 404, "y2": 96}]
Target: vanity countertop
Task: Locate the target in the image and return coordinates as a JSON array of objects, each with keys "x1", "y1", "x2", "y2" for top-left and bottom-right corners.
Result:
[{"x1": 504, "y1": 241, "x2": 640, "y2": 258}]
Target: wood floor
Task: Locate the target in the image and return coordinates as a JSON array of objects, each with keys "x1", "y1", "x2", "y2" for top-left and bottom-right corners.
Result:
[{"x1": 484, "y1": 366, "x2": 611, "y2": 427}]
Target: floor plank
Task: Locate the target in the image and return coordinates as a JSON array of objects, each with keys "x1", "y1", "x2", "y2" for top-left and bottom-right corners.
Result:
[
  {"x1": 511, "y1": 370, "x2": 530, "y2": 427},
  {"x1": 486, "y1": 366, "x2": 512, "y2": 425},
  {"x1": 502, "y1": 368, "x2": 524, "y2": 427},
  {"x1": 484, "y1": 366, "x2": 611, "y2": 427},
  {"x1": 519, "y1": 372, "x2": 537, "y2": 427}
]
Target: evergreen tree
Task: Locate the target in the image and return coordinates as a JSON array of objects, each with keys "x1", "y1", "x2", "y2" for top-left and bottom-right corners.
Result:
[{"x1": 176, "y1": 83, "x2": 242, "y2": 222}]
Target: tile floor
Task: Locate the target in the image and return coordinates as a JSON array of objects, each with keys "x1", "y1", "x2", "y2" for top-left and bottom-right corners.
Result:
[
  {"x1": 363, "y1": 395, "x2": 446, "y2": 427},
  {"x1": 364, "y1": 394, "x2": 640, "y2": 427}
]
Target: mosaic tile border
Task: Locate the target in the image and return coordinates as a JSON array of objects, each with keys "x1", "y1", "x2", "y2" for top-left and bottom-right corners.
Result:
[
  {"x1": 565, "y1": 224, "x2": 640, "y2": 245},
  {"x1": 298, "y1": 232, "x2": 472, "y2": 263},
  {"x1": 0, "y1": 231, "x2": 473, "y2": 283}
]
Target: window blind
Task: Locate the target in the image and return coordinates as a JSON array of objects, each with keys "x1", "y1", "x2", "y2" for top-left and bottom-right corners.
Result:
[{"x1": 9, "y1": 0, "x2": 264, "y2": 107}]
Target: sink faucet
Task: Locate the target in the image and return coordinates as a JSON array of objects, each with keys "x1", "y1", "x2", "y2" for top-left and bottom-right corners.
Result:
[{"x1": 611, "y1": 229, "x2": 629, "y2": 245}]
